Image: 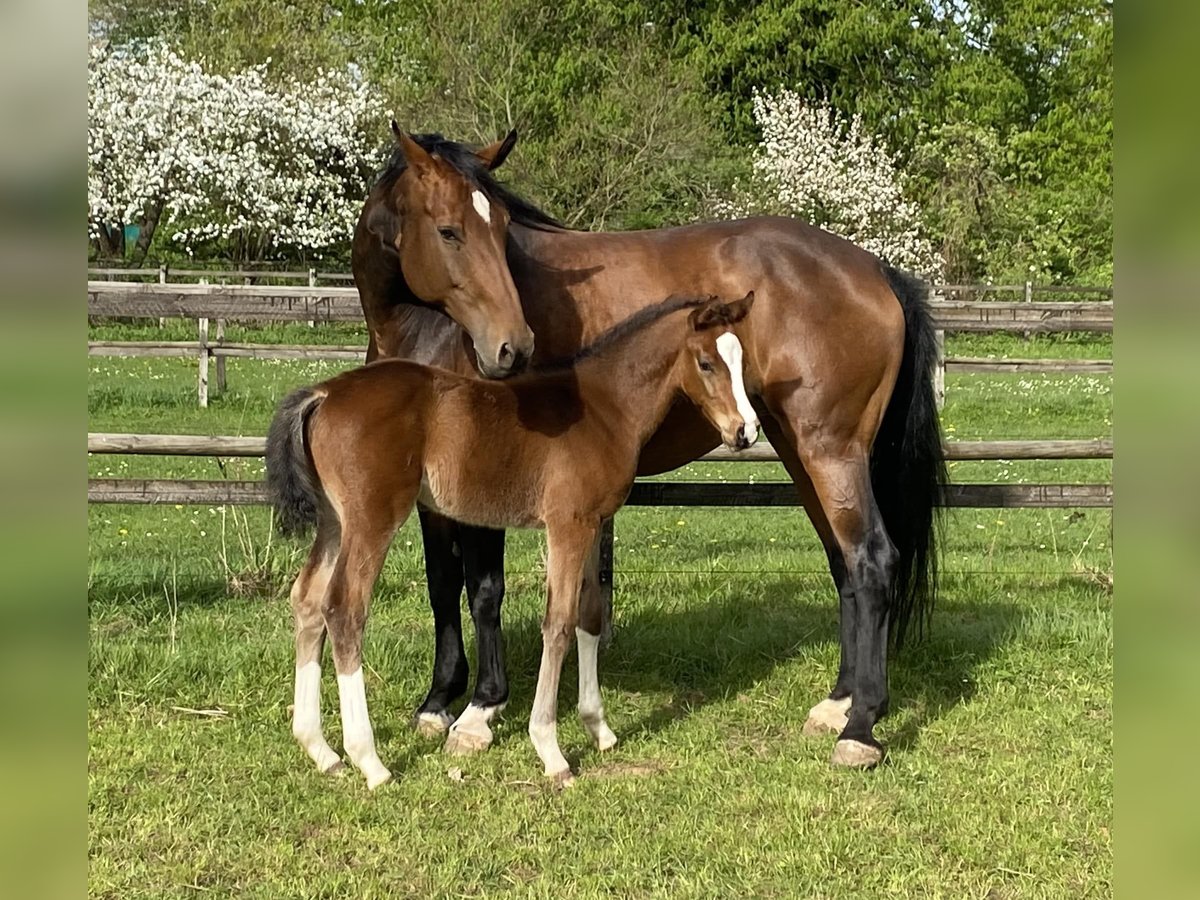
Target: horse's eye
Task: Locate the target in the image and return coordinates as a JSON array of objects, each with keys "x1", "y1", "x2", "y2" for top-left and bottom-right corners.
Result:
[
  {"x1": 438, "y1": 227, "x2": 459, "y2": 242},
  {"x1": 698, "y1": 359, "x2": 714, "y2": 373}
]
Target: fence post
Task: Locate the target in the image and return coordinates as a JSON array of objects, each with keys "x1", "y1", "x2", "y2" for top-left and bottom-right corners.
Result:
[
  {"x1": 158, "y1": 264, "x2": 168, "y2": 328},
  {"x1": 934, "y1": 329, "x2": 946, "y2": 411},
  {"x1": 197, "y1": 276, "x2": 209, "y2": 408},
  {"x1": 214, "y1": 318, "x2": 227, "y2": 395},
  {"x1": 598, "y1": 516, "x2": 615, "y2": 647},
  {"x1": 307, "y1": 268, "x2": 317, "y2": 328},
  {"x1": 1023, "y1": 280, "x2": 1033, "y2": 340}
]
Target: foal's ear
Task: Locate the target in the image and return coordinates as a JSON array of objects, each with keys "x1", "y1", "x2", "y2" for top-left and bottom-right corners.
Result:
[
  {"x1": 394, "y1": 125, "x2": 435, "y2": 179},
  {"x1": 476, "y1": 129, "x2": 518, "y2": 171},
  {"x1": 722, "y1": 290, "x2": 755, "y2": 324},
  {"x1": 688, "y1": 298, "x2": 724, "y2": 332}
]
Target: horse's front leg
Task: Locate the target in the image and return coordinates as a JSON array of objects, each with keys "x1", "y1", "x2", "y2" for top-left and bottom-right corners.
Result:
[
  {"x1": 445, "y1": 525, "x2": 510, "y2": 755},
  {"x1": 529, "y1": 519, "x2": 598, "y2": 784},
  {"x1": 414, "y1": 508, "x2": 469, "y2": 738}
]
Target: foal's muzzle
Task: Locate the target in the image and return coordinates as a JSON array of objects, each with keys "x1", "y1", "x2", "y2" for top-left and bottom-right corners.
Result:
[{"x1": 725, "y1": 420, "x2": 759, "y2": 452}]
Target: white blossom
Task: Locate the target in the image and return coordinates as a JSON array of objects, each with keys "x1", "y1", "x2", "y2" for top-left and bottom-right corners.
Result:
[
  {"x1": 717, "y1": 89, "x2": 941, "y2": 277},
  {"x1": 88, "y1": 42, "x2": 383, "y2": 258}
]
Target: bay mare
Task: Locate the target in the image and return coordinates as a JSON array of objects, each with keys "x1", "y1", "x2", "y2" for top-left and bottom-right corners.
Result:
[
  {"x1": 267, "y1": 294, "x2": 759, "y2": 787},
  {"x1": 353, "y1": 129, "x2": 945, "y2": 768}
]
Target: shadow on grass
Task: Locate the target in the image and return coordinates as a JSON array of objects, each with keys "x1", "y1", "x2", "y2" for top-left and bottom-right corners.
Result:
[{"x1": 458, "y1": 574, "x2": 1022, "y2": 762}]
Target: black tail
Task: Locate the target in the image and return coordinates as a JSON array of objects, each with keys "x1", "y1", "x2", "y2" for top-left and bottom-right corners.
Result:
[
  {"x1": 265, "y1": 387, "x2": 326, "y2": 537},
  {"x1": 873, "y1": 265, "x2": 947, "y2": 648}
]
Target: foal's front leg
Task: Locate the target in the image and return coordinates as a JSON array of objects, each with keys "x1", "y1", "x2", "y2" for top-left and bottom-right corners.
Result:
[
  {"x1": 529, "y1": 520, "x2": 598, "y2": 784},
  {"x1": 577, "y1": 534, "x2": 617, "y2": 751},
  {"x1": 324, "y1": 527, "x2": 395, "y2": 789}
]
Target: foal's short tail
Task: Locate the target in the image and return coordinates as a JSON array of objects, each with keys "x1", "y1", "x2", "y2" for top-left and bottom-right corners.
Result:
[
  {"x1": 874, "y1": 265, "x2": 948, "y2": 648},
  {"x1": 265, "y1": 386, "x2": 327, "y2": 537}
]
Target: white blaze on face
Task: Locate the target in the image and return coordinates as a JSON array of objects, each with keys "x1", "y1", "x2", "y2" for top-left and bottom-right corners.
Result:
[
  {"x1": 715, "y1": 331, "x2": 758, "y2": 445},
  {"x1": 471, "y1": 189, "x2": 491, "y2": 225}
]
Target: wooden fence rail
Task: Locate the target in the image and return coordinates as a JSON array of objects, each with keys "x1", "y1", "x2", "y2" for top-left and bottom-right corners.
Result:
[
  {"x1": 87, "y1": 432, "x2": 1113, "y2": 462},
  {"x1": 86, "y1": 432, "x2": 1112, "y2": 511},
  {"x1": 88, "y1": 280, "x2": 1114, "y2": 407}
]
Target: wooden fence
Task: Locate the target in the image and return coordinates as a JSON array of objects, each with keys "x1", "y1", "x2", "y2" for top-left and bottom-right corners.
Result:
[
  {"x1": 88, "y1": 271, "x2": 1112, "y2": 599},
  {"x1": 87, "y1": 274, "x2": 1114, "y2": 408}
]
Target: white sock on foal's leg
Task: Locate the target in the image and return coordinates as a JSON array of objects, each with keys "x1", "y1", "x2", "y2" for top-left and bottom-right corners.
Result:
[
  {"x1": 335, "y1": 667, "x2": 392, "y2": 789},
  {"x1": 292, "y1": 661, "x2": 343, "y2": 773},
  {"x1": 576, "y1": 628, "x2": 617, "y2": 751}
]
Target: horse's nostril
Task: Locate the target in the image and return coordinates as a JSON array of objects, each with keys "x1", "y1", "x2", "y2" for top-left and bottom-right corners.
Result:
[
  {"x1": 736, "y1": 425, "x2": 747, "y2": 446},
  {"x1": 497, "y1": 342, "x2": 514, "y2": 366}
]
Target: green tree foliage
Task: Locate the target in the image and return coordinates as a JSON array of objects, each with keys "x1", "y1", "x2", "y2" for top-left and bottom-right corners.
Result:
[{"x1": 87, "y1": 0, "x2": 1111, "y2": 283}]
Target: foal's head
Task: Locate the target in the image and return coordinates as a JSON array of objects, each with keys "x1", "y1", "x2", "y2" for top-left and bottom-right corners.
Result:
[
  {"x1": 368, "y1": 123, "x2": 535, "y2": 378},
  {"x1": 680, "y1": 292, "x2": 760, "y2": 451}
]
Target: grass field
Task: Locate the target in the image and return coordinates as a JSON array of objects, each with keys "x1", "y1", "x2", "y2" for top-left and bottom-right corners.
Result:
[{"x1": 88, "y1": 323, "x2": 1112, "y2": 897}]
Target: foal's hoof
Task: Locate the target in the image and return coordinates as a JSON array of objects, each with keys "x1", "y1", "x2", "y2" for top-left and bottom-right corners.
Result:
[
  {"x1": 322, "y1": 759, "x2": 347, "y2": 776},
  {"x1": 414, "y1": 710, "x2": 454, "y2": 739},
  {"x1": 831, "y1": 739, "x2": 884, "y2": 769},
  {"x1": 550, "y1": 769, "x2": 577, "y2": 789},
  {"x1": 802, "y1": 698, "x2": 852, "y2": 737},
  {"x1": 444, "y1": 724, "x2": 493, "y2": 756}
]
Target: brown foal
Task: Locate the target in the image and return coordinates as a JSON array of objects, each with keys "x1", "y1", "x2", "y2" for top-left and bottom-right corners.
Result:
[{"x1": 266, "y1": 292, "x2": 758, "y2": 788}]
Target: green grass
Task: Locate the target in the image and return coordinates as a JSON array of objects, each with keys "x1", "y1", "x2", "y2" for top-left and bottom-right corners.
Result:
[{"x1": 88, "y1": 328, "x2": 1112, "y2": 898}]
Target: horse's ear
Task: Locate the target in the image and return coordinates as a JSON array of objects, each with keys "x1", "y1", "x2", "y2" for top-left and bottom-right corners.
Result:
[
  {"x1": 722, "y1": 290, "x2": 755, "y2": 324},
  {"x1": 395, "y1": 127, "x2": 434, "y2": 178},
  {"x1": 366, "y1": 203, "x2": 401, "y2": 258},
  {"x1": 476, "y1": 129, "x2": 518, "y2": 171},
  {"x1": 688, "y1": 301, "x2": 723, "y2": 331}
]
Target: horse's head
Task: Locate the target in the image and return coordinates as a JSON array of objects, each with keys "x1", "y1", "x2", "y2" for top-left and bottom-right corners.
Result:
[
  {"x1": 367, "y1": 123, "x2": 535, "y2": 378},
  {"x1": 680, "y1": 292, "x2": 759, "y2": 452}
]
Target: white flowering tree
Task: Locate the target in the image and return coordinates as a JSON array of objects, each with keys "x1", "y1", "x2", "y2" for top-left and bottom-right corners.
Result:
[
  {"x1": 717, "y1": 89, "x2": 941, "y2": 277},
  {"x1": 88, "y1": 42, "x2": 383, "y2": 263}
]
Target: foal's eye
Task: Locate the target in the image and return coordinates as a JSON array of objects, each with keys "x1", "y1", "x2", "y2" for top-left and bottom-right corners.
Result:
[
  {"x1": 698, "y1": 359, "x2": 714, "y2": 373},
  {"x1": 438, "y1": 227, "x2": 459, "y2": 243}
]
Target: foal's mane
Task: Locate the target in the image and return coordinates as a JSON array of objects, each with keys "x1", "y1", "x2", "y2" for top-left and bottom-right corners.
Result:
[
  {"x1": 531, "y1": 295, "x2": 711, "y2": 373},
  {"x1": 375, "y1": 132, "x2": 565, "y2": 232}
]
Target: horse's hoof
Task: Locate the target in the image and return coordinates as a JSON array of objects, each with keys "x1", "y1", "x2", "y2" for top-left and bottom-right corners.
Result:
[
  {"x1": 322, "y1": 759, "x2": 346, "y2": 776},
  {"x1": 414, "y1": 710, "x2": 454, "y2": 739},
  {"x1": 831, "y1": 739, "x2": 884, "y2": 769},
  {"x1": 551, "y1": 769, "x2": 576, "y2": 789},
  {"x1": 596, "y1": 729, "x2": 618, "y2": 752},
  {"x1": 444, "y1": 725, "x2": 493, "y2": 756},
  {"x1": 803, "y1": 698, "x2": 851, "y2": 736}
]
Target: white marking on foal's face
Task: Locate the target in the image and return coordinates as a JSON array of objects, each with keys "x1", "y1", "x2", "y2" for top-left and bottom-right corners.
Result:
[
  {"x1": 715, "y1": 331, "x2": 758, "y2": 445},
  {"x1": 471, "y1": 190, "x2": 491, "y2": 225}
]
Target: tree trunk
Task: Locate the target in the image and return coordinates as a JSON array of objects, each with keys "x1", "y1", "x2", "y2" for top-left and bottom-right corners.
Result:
[{"x1": 131, "y1": 200, "x2": 164, "y2": 266}]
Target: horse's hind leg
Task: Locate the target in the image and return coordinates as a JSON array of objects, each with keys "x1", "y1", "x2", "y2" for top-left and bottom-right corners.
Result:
[
  {"x1": 445, "y1": 525, "x2": 509, "y2": 756},
  {"x1": 758, "y1": 414, "x2": 856, "y2": 736},
  {"x1": 577, "y1": 534, "x2": 617, "y2": 751},
  {"x1": 802, "y1": 450, "x2": 897, "y2": 768},
  {"x1": 323, "y1": 508, "x2": 403, "y2": 789},
  {"x1": 529, "y1": 519, "x2": 598, "y2": 783},
  {"x1": 290, "y1": 518, "x2": 344, "y2": 774}
]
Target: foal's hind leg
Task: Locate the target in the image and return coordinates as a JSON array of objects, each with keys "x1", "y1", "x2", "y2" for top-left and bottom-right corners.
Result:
[
  {"x1": 290, "y1": 520, "x2": 344, "y2": 774},
  {"x1": 758, "y1": 414, "x2": 855, "y2": 737},
  {"x1": 577, "y1": 535, "x2": 617, "y2": 751},
  {"x1": 529, "y1": 519, "x2": 598, "y2": 783},
  {"x1": 324, "y1": 513, "x2": 401, "y2": 789}
]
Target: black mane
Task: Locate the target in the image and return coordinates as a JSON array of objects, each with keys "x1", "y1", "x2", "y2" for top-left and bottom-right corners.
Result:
[
  {"x1": 531, "y1": 295, "x2": 711, "y2": 373},
  {"x1": 375, "y1": 132, "x2": 565, "y2": 232}
]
